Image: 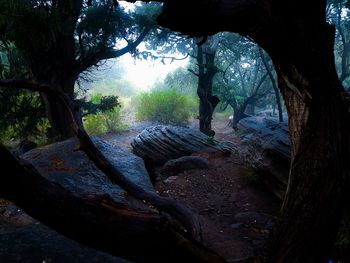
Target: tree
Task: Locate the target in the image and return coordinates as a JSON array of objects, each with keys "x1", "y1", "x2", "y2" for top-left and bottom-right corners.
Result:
[
  {"x1": 153, "y1": 0, "x2": 350, "y2": 262},
  {"x1": 142, "y1": 24, "x2": 221, "y2": 135},
  {"x1": 0, "y1": 0, "x2": 152, "y2": 139},
  {"x1": 190, "y1": 36, "x2": 220, "y2": 135},
  {"x1": 258, "y1": 47, "x2": 284, "y2": 122},
  {"x1": 328, "y1": 0, "x2": 350, "y2": 89},
  {"x1": 214, "y1": 37, "x2": 274, "y2": 128}
]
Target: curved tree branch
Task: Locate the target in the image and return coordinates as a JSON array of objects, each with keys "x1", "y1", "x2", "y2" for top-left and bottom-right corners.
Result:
[
  {"x1": 80, "y1": 26, "x2": 152, "y2": 71},
  {"x1": 0, "y1": 79, "x2": 202, "y2": 242}
]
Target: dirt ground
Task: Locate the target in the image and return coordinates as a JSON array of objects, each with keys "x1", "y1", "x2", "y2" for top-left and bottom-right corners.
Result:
[
  {"x1": 155, "y1": 120, "x2": 280, "y2": 262},
  {"x1": 0, "y1": 119, "x2": 280, "y2": 262}
]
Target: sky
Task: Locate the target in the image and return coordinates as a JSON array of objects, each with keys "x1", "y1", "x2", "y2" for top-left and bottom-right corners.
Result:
[
  {"x1": 116, "y1": 48, "x2": 189, "y2": 91},
  {"x1": 113, "y1": 2, "x2": 189, "y2": 91}
]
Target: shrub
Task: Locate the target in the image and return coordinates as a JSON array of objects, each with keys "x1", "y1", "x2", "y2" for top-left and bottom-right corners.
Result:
[
  {"x1": 84, "y1": 106, "x2": 127, "y2": 135},
  {"x1": 136, "y1": 89, "x2": 197, "y2": 125},
  {"x1": 103, "y1": 107, "x2": 128, "y2": 133},
  {"x1": 84, "y1": 113, "x2": 107, "y2": 135}
]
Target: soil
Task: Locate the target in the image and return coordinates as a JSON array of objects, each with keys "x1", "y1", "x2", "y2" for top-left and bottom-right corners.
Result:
[
  {"x1": 0, "y1": 119, "x2": 281, "y2": 263},
  {"x1": 156, "y1": 120, "x2": 280, "y2": 262}
]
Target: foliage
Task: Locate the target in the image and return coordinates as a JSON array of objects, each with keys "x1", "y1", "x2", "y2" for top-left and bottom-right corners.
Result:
[
  {"x1": 84, "y1": 106, "x2": 127, "y2": 135},
  {"x1": 154, "y1": 67, "x2": 197, "y2": 96},
  {"x1": 206, "y1": 136, "x2": 217, "y2": 145},
  {"x1": 0, "y1": 42, "x2": 48, "y2": 142},
  {"x1": 136, "y1": 89, "x2": 196, "y2": 125},
  {"x1": 84, "y1": 113, "x2": 107, "y2": 135},
  {"x1": 78, "y1": 93, "x2": 120, "y2": 115}
]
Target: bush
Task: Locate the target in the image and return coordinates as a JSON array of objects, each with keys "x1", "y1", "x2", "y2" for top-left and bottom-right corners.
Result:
[
  {"x1": 84, "y1": 106, "x2": 128, "y2": 135},
  {"x1": 136, "y1": 89, "x2": 197, "y2": 125}
]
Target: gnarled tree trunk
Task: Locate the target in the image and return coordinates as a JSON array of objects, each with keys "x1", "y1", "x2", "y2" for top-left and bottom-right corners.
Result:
[
  {"x1": 154, "y1": 0, "x2": 350, "y2": 261},
  {"x1": 262, "y1": 23, "x2": 350, "y2": 262},
  {"x1": 196, "y1": 37, "x2": 220, "y2": 136},
  {"x1": 39, "y1": 74, "x2": 77, "y2": 140}
]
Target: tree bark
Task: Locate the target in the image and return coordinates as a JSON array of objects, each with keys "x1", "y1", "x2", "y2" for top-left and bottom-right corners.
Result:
[
  {"x1": 260, "y1": 18, "x2": 350, "y2": 263},
  {"x1": 231, "y1": 101, "x2": 250, "y2": 129},
  {"x1": 39, "y1": 74, "x2": 77, "y2": 140}
]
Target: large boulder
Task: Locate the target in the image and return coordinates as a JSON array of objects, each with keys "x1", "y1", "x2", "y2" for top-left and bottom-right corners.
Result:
[
  {"x1": 237, "y1": 117, "x2": 291, "y2": 199},
  {"x1": 0, "y1": 137, "x2": 154, "y2": 262},
  {"x1": 22, "y1": 137, "x2": 155, "y2": 211},
  {"x1": 131, "y1": 125, "x2": 236, "y2": 165}
]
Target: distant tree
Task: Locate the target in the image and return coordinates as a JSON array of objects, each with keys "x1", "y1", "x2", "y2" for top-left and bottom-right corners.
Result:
[
  {"x1": 328, "y1": 0, "x2": 350, "y2": 88},
  {"x1": 155, "y1": 67, "x2": 197, "y2": 96},
  {"x1": 214, "y1": 35, "x2": 277, "y2": 128}
]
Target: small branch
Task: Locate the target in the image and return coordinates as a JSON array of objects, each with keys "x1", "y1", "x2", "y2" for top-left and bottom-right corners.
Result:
[
  {"x1": 80, "y1": 26, "x2": 151, "y2": 71},
  {"x1": 188, "y1": 68, "x2": 199, "y2": 77}
]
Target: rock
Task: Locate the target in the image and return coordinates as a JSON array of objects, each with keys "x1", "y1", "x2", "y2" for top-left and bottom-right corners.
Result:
[
  {"x1": 131, "y1": 125, "x2": 236, "y2": 165},
  {"x1": 234, "y1": 211, "x2": 269, "y2": 225},
  {"x1": 163, "y1": 176, "x2": 178, "y2": 184},
  {"x1": 237, "y1": 116, "x2": 290, "y2": 199},
  {"x1": 158, "y1": 156, "x2": 209, "y2": 177},
  {"x1": 22, "y1": 137, "x2": 155, "y2": 211},
  {"x1": 0, "y1": 219, "x2": 129, "y2": 263}
]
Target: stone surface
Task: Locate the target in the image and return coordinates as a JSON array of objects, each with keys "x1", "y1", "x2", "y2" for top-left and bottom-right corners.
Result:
[
  {"x1": 237, "y1": 116, "x2": 291, "y2": 199},
  {"x1": 0, "y1": 136, "x2": 153, "y2": 263},
  {"x1": 131, "y1": 125, "x2": 236, "y2": 165},
  {"x1": 0, "y1": 218, "x2": 129, "y2": 263},
  {"x1": 158, "y1": 156, "x2": 209, "y2": 178},
  {"x1": 22, "y1": 136, "x2": 155, "y2": 211}
]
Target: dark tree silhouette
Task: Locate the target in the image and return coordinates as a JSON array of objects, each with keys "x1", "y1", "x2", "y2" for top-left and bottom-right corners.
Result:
[
  {"x1": 151, "y1": 0, "x2": 350, "y2": 262},
  {"x1": 0, "y1": 0, "x2": 151, "y2": 139}
]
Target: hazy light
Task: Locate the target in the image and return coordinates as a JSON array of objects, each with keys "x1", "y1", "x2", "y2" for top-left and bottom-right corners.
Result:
[{"x1": 117, "y1": 53, "x2": 188, "y2": 91}]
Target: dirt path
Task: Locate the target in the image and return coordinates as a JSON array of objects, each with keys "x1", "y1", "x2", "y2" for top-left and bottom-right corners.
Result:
[{"x1": 155, "y1": 120, "x2": 280, "y2": 262}]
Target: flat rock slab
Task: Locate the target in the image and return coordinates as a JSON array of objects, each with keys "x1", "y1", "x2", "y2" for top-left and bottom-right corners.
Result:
[
  {"x1": 131, "y1": 125, "x2": 236, "y2": 165},
  {"x1": 22, "y1": 137, "x2": 155, "y2": 211},
  {"x1": 0, "y1": 219, "x2": 128, "y2": 263}
]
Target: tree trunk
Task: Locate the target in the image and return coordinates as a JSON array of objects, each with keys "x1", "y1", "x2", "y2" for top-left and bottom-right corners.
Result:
[
  {"x1": 245, "y1": 103, "x2": 255, "y2": 115},
  {"x1": 259, "y1": 47, "x2": 283, "y2": 122},
  {"x1": 263, "y1": 22, "x2": 350, "y2": 263},
  {"x1": 42, "y1": 94, "x2": 75, "y2": 140},
  {"x1": 196, "y1": 38, "x2": 220, "y2": 136},
  {"x1": 231, "y1": 98, "x2": 251, "y2": 129},
  {"x1": 39, "y1": 74, "x2": 77, "y2": 140}
]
